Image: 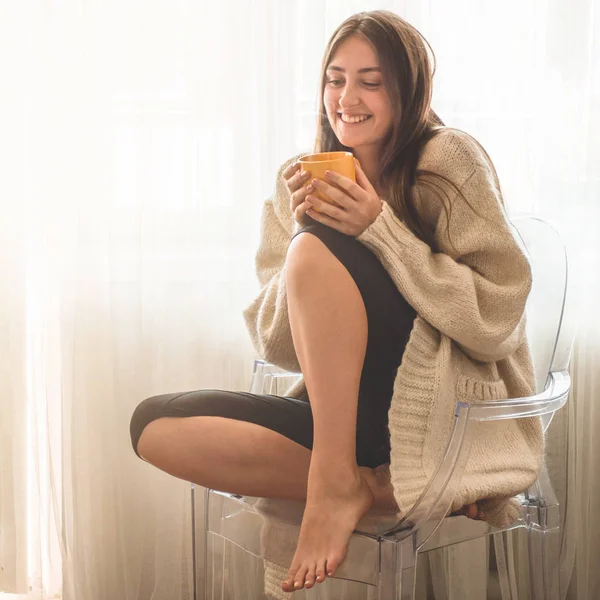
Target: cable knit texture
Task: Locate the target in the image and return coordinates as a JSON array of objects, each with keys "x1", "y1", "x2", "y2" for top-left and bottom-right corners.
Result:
[{"x1": 242, "y1": 128, "x2": 543, "y2": 597}]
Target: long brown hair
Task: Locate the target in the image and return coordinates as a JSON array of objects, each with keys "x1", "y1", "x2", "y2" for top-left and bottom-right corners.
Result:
[{"x1": 315, "y1": 10, "x2": 481, "y2": 250}]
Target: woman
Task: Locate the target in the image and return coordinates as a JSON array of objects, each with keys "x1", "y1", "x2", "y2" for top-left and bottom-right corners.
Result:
[{"x1": 130, "y1": 10, "x2": 542, "y2": 593}]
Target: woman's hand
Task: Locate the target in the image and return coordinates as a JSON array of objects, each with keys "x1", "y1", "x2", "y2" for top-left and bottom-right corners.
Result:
[
  {"x1": 282, "y1": 161, "x2": 315, "y2": 227},
  {"x1": 304, "y1": 160, "x2": 383, "y2": 236}
]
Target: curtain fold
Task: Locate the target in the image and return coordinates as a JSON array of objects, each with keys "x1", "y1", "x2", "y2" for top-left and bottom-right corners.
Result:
[
  {"x1": 0, "y1": 154, "x2": 28, "y2": 595},
  {"x1": 0, "y1": 5, "x2": 29, "y2": 590},
  {"x1": 1, "y1": 1, "x2": 598, "y2": 599}
]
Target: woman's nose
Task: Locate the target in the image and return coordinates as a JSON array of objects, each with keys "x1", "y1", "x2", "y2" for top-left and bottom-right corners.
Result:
[{"x1": 339, "y1": 83, "x2": 360, "y2": 107}]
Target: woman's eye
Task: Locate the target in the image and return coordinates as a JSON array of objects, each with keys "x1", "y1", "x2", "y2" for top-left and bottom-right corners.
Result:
[{"x1": 326, "y1": 79, "x2": 381, "y2": 89}]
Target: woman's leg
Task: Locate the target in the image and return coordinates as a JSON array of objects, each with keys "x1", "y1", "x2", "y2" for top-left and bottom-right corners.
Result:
[
  {"x1": 281, "y1": 230, "x2": 375, "y2": 591},
  {"x1": 136, "y1": 413, "x2": 396, "y2": 508},
  {"x1": 137, "y1": 415, "x2": 313, "y2": 497},
  {"x1": 134, "y1": 224, "x2": 483, "y2": 591}
]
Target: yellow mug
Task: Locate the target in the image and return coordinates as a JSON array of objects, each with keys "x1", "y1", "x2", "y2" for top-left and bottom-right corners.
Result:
[{"x1": 298, "y1": 151, "x2": 356, "y2": 206}]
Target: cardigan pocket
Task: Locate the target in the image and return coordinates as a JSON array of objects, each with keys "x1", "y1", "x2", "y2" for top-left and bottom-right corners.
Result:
[{"x1": 455, "y1": 374, "x2": 509, "y2": 402}]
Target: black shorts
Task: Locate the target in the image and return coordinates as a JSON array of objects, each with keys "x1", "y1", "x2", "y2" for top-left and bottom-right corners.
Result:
[{"x1": 130, "y1": 220, "x2": 416, "y2": 469}]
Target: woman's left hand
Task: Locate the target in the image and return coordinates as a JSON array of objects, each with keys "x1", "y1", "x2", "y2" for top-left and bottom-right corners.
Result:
[{"x1": 305, "y1": 159, "x2": 383, "y2": 237}]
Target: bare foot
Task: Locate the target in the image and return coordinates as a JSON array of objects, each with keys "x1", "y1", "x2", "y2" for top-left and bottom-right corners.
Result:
[
  {"x1": 281, "y1": 468, "x2": 374, "y2": 592},
  {"x1": 280, "y1": 464, "x2": 485, "y2": 592}
]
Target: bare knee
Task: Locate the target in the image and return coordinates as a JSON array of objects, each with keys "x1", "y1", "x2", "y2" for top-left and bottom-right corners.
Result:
[{"x1": 286, "y1": 232, "x2": 338, "y2": 283}]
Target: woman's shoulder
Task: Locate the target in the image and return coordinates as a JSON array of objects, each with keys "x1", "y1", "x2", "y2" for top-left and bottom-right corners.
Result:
[{"x1": 418, "y1": 127, "x2": 495, "y2": 185}]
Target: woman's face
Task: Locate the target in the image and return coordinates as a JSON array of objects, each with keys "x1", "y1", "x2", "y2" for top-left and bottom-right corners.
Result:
[{"x1": 323, "y1": 35, "x2": 394, "y2": 152}]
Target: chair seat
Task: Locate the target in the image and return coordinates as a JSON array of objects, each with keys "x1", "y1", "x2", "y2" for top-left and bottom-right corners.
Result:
[{"x1": 203, "y1": 487, "x2": 560, "y2": 590}]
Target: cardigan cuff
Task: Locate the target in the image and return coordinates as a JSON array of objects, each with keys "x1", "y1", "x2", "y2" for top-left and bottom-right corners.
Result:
[{"x1": 358, "y1": 200, "x2": 419, "y2": 251}]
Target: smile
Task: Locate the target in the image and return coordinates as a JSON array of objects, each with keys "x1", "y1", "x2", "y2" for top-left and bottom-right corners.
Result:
[{"x1": 338, "y1": 113, "x2": 372, "y2": 124}]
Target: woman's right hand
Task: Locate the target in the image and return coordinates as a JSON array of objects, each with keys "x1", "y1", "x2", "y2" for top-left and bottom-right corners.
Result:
[{"x1": 282, "y1": 161, "x2": 314, "y2": 227}]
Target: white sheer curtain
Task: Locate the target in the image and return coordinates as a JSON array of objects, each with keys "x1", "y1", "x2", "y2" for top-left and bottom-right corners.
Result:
[{"x1": 0, "y1": 0, "x2": 597, "y2": 599}]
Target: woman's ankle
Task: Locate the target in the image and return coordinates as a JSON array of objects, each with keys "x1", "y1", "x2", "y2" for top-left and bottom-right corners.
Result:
[
  {"x1": 309, "y1": 447, "x2": 358, "y2": 472},
  {"x1": 358, "y1": 466, "x2": 398, "y2": 510},
  {"x1": 307, "y1": 460, "x2": 362, "y2": 493}
]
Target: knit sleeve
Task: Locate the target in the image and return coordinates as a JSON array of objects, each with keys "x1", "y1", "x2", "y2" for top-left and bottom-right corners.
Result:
[
  {"x1": 242, "y1": 158, "x2": 302, "y2": 373},
  {"x1": 358, "y1": 130, "x2": 531, "y2": 363}
]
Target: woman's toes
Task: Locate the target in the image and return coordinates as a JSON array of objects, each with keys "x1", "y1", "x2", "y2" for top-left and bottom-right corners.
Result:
[
  {"x1": 326, "y1": 555, "x2": 342, "y2": 577},
  {"x1": 303, "y1": 564, "x2": 317, "y2": 589},
  {"x1": 466, "y1": 503, "x2": 478, "y2": 519},
  {"x1": 315, "y1": 560, "x2": 327, "y2": 583},
  {"x1": 282, "y1": 565, "x2": 300, "y2": 592},
  {"x1": 294, "y1": 565, "x2": 309, "y2": 590}
]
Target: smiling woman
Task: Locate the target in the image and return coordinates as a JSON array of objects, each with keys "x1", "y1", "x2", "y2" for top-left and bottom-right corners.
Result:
[
  {"x1": 1, "y1": 0, "x2": 596, "y2": 598},
  {"x1": 312, "y1": 11, "x2": 479, "y2": 250},
  {"x1": 130, "y1": 8, "x2": 542, "y2": 595}
]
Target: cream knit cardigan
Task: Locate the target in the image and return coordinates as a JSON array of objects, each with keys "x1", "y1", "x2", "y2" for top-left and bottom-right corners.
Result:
[{"x1": 243, "y1": 128, "x2": 543, "y2": 579}]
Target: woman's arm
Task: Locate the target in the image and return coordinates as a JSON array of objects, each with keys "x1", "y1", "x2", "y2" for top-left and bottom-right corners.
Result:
[
  {"x1": 242, "y1": 159, "x2": 302, "y2": 372},
  {"x1": 358, "y1": 130, "x2": 532, "y2": 363}
]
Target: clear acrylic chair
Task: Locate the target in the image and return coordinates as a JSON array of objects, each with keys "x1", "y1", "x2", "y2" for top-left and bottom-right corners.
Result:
[{"x1": 192, "y1": 216, "x2": 574, "y2": 599}]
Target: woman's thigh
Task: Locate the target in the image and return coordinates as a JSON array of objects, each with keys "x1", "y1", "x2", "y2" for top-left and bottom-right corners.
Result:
[
  {"x1": 293, "y1": 221, "x2": 416, "y2": 465},
  {"x1": 129, "y1": 388, "x2": 388, "y2": 468},
  {"x1": 130, "y1": 389, "x2": 312, "y2": 457}
]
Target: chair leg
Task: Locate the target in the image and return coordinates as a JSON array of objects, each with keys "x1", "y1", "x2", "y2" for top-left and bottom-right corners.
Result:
[
  {"x1": 428, "y1": 549, "x2": 448, "y2": 600},
  {"x1": 191, "y1": 484, "x2": 198, "y2": 600},
  {"x1": 382, "y1": 538, "x2": 418, "y2": 600},
  {"x1": 527, "y1": 526, "x2": 560, "y2": 600},
  {"x1": 204, "y1": 533, "x2": 228, "y2": 600},
  {"x1": 428, "y1": 538, "x2": 489, "y2": 600},
  {"x1": 494, "y1": 531, "x2": 518, "y2": 600},
  {"x1": 398, "y1": 563, "x2": 418, "y2": 600},
  {"x1": 203, "y1": 487, "x2": 226, "y2": 600}
]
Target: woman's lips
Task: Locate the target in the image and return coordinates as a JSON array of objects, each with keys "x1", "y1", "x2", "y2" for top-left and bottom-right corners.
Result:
[{"x1": 337, "y1": 113, "x2": 373, "y2": 125}]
